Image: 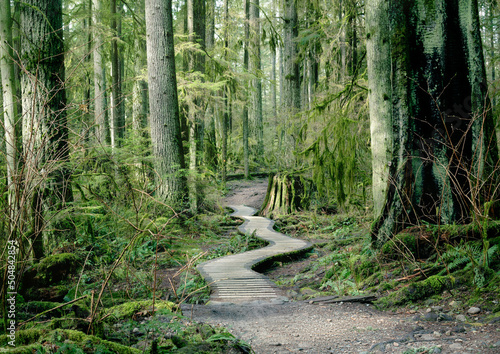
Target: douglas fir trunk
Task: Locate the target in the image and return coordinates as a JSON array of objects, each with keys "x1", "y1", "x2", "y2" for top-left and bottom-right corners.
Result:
[{"x1": 367, "y1": 0, "x2": 499, "y2": 246}]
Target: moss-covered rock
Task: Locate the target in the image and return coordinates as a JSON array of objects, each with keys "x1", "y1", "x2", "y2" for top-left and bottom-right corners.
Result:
[
  {"x1": 375, "y1": 275, "x2": 455, "y2": 309},
  {"x1": 23, "y1": 253, "x2": 80, "y2": 288},
  {"x1": 380, "y1": 231, "x2": 436, "y2": 260},
  {"x1": 105, "y1": 300, "x2": 177, "y2": 323}
]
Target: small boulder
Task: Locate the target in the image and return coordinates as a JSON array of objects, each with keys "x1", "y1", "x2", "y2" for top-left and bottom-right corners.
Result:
[{"x1": 467, "y1": 307, "x2": 481, "y2": 314}]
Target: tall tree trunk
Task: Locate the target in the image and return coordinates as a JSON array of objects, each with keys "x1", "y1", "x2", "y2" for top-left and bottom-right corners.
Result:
[
  {"x1": 145, "y1": 0, "x2": 187, "y2": 206},
  {"x1": 110, "y1": 0, "x2": 120, "y2": 150},
  {"x1": 282, "y1": 0, "x2": 300, "y2": 166},
  {"x1": 204, "y1": 0, "x2": 217, "y2": 171},
  {"x1": 270, "y1": 0, "x2": 277, "y2": 132},
  {"x1": 250, "y1": 0, "x2": 264, "y2": 161},
  {"x1": 283, "y1": 0, "x2": 300, "y2": 110},
  {"x1": 367, "y1": 0, "x2": 500, "y2": 246},
  {"x1": 93, "y1": 0, "x2": 107, "y2": 145},
  {"x1": 132, "y1": 0, "x2": 148, "y2": 182},
  {"x1": 20, "y1": 0, "x2": 73, "y2": 259},
  {"x1": 221, "y1": 0, "x2": 230, "y2": 183},
  {"x1": 187, "y1": 0, "x2": 205, "y2": 212},
  {"x1": 489, "y1": 0, "x2": 496, "y2": 107},
  {"x1": 242, "y1": 0, "x2": 250, "y2": 179},
  {"x1": 0, "y1": 0, "x2": 19, "y2": 237},
  {"x1": 83, "y1": 0, "x2": 92, "y2": 144}
]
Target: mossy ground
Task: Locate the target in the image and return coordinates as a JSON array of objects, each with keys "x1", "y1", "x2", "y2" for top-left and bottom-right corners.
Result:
[{"x1": 3, "y1": 210, "x2": 260, "y2": 353}]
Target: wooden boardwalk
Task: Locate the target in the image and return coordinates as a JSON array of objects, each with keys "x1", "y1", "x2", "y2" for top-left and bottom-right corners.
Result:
[{"x1": 197, "y1": 205, "x2": 311, "y2": 303}]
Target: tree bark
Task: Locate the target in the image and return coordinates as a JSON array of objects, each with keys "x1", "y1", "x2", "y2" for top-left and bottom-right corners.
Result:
[
  {"x1": 187, "y1": 0, "x2": 205, "y2": 212},
  {"x1": 221, "y1": 0, "x2": 230, "y2": 183},
  {"x1": 250, "y1": 0, "x2": 264, "y2": 161},
  {"x1": 93, "y1": 0, "x2": 107, "y2": 145},
  {"x1": 242, "y1": 0, "x2": 250, "y2": 179},
  {"x1": 20, "y1": 0, "x2": 73, "y2": 258},
  {"x1": 270, "y1": 0, "x2": 277, "y2": 132},
  {"x1": 283, "y1": 0, "x2": 300, "y2": 111},
  {"x1": 110, "y1": 0, "x2": 121, "y2": 149},
  {"x1": 145, "y1": 0, "x2": 187, "y2": 206},
  {"x1": 0, "y1": 0, "x2": 19, "y2": 236},
  {"x1": 203, "y1": 0, "x2": 217, "y2": 171},
  {"x1": 367, "y1": 0, "x2": 500, "y2": 246}
]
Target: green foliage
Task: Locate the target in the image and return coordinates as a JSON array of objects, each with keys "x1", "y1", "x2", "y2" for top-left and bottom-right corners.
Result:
[
  {"x1": 438, "y1": 241, "x2": 499, "y2": 287},
  {"x1": 175, "y1": 271, "x2": 211, "y2": 304},
  {"x1": 375, "y1": 275, "x2": 455, "y2": 309}
]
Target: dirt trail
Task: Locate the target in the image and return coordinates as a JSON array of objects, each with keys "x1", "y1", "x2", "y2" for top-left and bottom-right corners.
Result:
[{"x1": 183, "y1": 179, "x2": 500, "y2": 353}]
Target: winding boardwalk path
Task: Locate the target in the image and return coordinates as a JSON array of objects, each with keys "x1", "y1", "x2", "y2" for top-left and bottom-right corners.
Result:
[{"x1": 197, "y1": 205, "x2": 311, "y2": 303}]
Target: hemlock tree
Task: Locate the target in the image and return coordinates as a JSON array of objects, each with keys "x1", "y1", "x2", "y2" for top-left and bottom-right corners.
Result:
[
  {"x1": 145, "y1": 0, "x2": 187, "y2": 206},
  {"x1": 367, "y1": 0, "x2": 500, "y2": 246},
  {"x1": 20, "y1": 0, "x2": 73, "y2": 258}
]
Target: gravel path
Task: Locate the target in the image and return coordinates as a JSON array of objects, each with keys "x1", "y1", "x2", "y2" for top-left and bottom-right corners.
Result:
[{"x1": 184, "y1": 300, "x2": 500, "y2": 353}]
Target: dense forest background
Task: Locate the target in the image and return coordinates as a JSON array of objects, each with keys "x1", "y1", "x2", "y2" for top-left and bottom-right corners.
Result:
[{"x1": 1, "y1": 0, "x2": 500, "y2": 352}]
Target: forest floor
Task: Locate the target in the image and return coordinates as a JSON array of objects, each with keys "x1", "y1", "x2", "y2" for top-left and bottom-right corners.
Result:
[{"x1": 184, "y1": 178, "x2": 500, "y2": 354}]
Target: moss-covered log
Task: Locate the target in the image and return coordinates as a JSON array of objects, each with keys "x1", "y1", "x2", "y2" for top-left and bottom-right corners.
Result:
[
  {"x1": 367, "y1": 0, "x2": 500, "y2": 247},
  {"x1": 259, "y1": 173, "x2": 311, "y2": 217}
]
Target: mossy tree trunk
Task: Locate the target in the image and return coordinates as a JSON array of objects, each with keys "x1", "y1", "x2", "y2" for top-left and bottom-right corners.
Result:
[
  {"x1": 20, "y1": 0, "x2": 74, "y2": 259},
  {"x1": 187, "y1": 0, "x2": 205, "y2": 213},
  {"x1": 145, "y1": 0, "x2": 187, "y2": 206},
  {"x1": 367, "y1": 0, "x2": 500, "y2": 247},
  {"x1": 260, "y1": 174, "x2": 311, "y2": 217}
]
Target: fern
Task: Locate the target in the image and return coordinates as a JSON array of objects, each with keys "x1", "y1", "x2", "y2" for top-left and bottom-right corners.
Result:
[{"x1": 438, "y1": 242, "x2": 498, "y2": 287}]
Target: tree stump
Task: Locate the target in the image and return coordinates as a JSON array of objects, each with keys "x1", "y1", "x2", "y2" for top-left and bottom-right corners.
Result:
[{"x1": 259, "y1": 174, "x2": 311, "y2": 217}]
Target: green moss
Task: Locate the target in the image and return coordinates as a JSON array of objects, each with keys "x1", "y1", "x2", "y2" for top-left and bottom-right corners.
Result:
[
  {"x1": 380, "y1": 233, "x2": 418, "y2": 259},
  {"x1": 0, "y1": 329, "x2": 44, "y2": 346},
  {"x1": 105, "y1": 300, "x2": 177, "y2": 323},
  {"x1": 375, "y1": 275, "x2": 454, "y2": 309},
  {"x1": 349, "y1": 254, "x2": 379, "y2": 281},
  {"x1": 23, "y1": 253, "x2": 79, "y2": 288},
  {"x1": 46, "y1": 329, "x2": 141, "y2": 354}
]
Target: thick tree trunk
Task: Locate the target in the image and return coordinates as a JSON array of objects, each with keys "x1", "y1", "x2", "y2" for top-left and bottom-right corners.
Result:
[
  {"x1": 0, "y1": 0, "x2": 19, "y2": 236},
  {"x1": 145, "y1": 0, "x2": 187, "y2": 206},
  {"x1": 260, "y1": 174, "x2": 311, "y2": 217},
  {"x1": 20, "y1": 0, "x2": 73, "y2": 258},
  {"x1": 367, "y1": 0, "x2": 500, "y2": 246},
  {"x1": 93, "y1": 0, "x2": 107, "y2": 145}
]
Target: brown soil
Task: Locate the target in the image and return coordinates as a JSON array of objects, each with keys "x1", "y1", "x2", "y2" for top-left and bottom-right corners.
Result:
[
  {"x1": 223, "y1": 178, "x2": 269, "y2": 210},
  {"x1": 185, "y1": 179, "x2": 500, "y2": 354}
]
